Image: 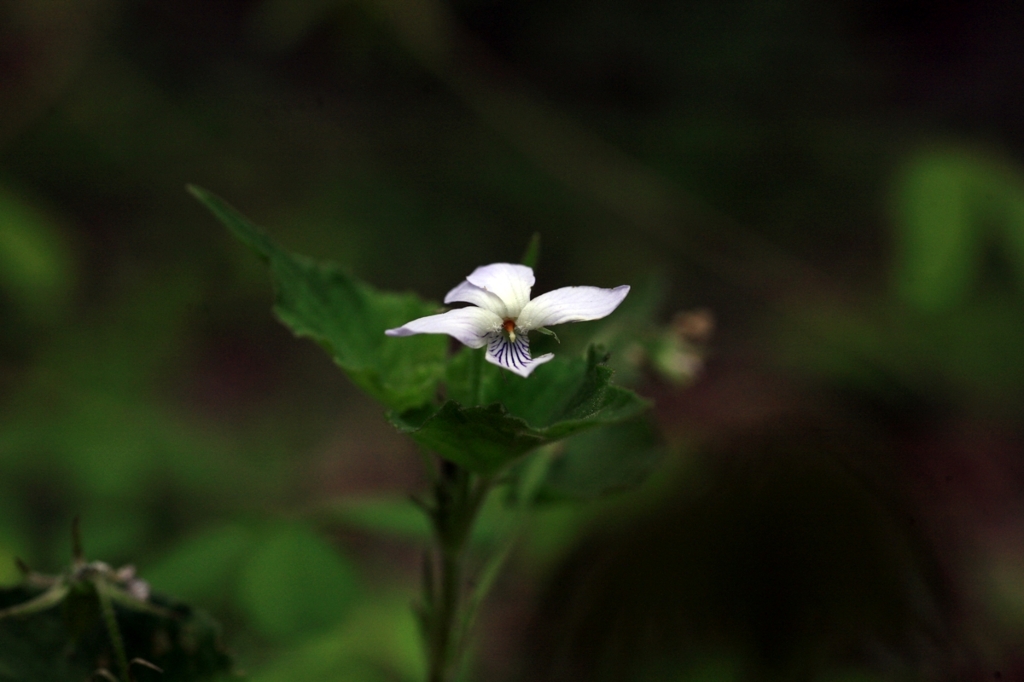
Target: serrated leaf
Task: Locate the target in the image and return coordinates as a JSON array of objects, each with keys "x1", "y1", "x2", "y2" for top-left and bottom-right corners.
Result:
[
  {"x1": 448, "y1": 344, "x2": 647, "y2": 426},
  {"x1": 390, "y1": 402, "x2": 545, "y2": 474},
  {"x1": 189, "y1": 186, "x2": 446, "y2": 412},
  {"x1": 391, "y1": 346, "x2": 649, "y2": 474}
]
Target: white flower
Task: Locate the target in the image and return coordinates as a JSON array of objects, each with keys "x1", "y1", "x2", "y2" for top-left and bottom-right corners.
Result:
[{"x1": 385, "y1": 263, "x2": 629, "y2": 377}]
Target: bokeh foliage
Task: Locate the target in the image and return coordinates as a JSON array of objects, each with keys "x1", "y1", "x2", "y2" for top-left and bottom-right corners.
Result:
[{"x1": 3, "y1": 0, "x2": 1024, "y2": 679}]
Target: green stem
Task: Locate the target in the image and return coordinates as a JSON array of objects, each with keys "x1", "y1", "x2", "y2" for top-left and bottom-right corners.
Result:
[
  {"x1": 452, "y1": 447, "x2": 554, "y2": 680},
  {"x1": 468, "y1": 348, "x2": 484, "y2": 407},
  {"x1": 428, "y1": 546, "x2": 462, "y2": 682},
  {"x1": 96, "y1": 582, "x2": 130, "y2": 682},
  {"x1": 425, "y1": 465, "x2": 492, "y2": 682}
]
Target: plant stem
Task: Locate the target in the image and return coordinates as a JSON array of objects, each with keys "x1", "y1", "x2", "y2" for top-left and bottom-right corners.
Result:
[
  {"x1": 468, "y1": 347, "x2": 484, "y2": 407},
  {"x1": 425, "y1": 464, "x2": 491, "y2": 682},
  {"x1": 429, "y1": 544, "x2": 463, "y2": 682},
  {"x1": 96, "y1": 582, "x2": 130, "y2": 682}
]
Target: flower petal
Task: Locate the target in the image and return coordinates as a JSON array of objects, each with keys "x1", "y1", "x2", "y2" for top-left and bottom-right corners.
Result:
[
  {"x1": 444, "y1": 280, "x2": 509, "y2": 318},
  {"x1": 385, "y1": 307, "x2": 502, "y2": 348},
  {"x1": 516, "y1": 285, "x2": 630, "y2": 331},
  {"x1": 465, "y1": 263, "x2": 534, "y2": 318},
  {"x1": 484, "y1": 333, "x2": 554, "y2": 377}
]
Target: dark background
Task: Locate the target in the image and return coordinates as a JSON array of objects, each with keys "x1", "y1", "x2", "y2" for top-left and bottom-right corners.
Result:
[{"x1": 2, "y1": 1, "x2": 1024, "y2": 679}]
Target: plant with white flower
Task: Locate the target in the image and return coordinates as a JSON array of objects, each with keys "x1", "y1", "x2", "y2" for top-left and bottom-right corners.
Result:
[
  {"x1": 385, "y1": 263, "x2": 630, "y2": 377},
  {"x1": 191, "y1": 187, "x2": 657, "y2": 682}
]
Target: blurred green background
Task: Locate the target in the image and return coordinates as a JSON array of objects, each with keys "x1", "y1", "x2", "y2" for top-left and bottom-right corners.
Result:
[{"x1": 3, "y1": 0, "x2": 1024, "y2": 679}]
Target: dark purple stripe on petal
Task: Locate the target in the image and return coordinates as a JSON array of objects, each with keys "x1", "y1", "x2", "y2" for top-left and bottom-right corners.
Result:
[{"x1": 485, "y1": 332, "x2": 540, "y2": 373}]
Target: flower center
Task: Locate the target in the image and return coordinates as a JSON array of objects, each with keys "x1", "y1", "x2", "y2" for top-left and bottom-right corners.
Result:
[{"x1": 502, "y1": 318, "x2": 517, "y2": 342}]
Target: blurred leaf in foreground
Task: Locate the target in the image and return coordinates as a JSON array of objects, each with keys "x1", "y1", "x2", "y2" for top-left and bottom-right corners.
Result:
[
  {"x1": 146, "y1": 520, "x2": 361, "y2": 642},
  {"x1": 246, "y1": 595, "x2": 424, "y2": 682},
  {"x1": 893, "y1": 149, "x2": 1024, "y2": 312},
  {"x1": 238, "y1": 521, "x2": 360, "y2": 641},
  {"x1": 143, "y1": 524, "x2": 256, "y2": 611},
  {"x1": 0, "y1": 185, "x2": 74, "y2": 319}
]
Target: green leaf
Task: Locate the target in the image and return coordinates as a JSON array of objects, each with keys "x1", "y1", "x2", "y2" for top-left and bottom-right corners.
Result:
[
  {"x1": 189, "y1": 186, "x2": 447, "y2": 412},
  {"x1": 314, "y1": 494, "x2": 511, "y2": 548},
  {"x1": 390, "y1": 402, "x2": 545, "y2": 474},
  {"x1": 535, "y1": 326, "x2": 560, "y2": 342},
  {"x1": 391, "y1": 346, "x2": 650, "y2": 474},
  {"x1": 144, "y1": 524, "x2": 256, "y2": 608},
  {"x1": 893, "y1": 150, "x2": 1024, "y2": 311},
  {"x1": 317, "y1": 493, "x2": 434, "y2": 540},
  {"x1": 315, "y1": 496, "x2": 432, "y2": 542},
  {"x1": 894, "y1": 152, "x2": 977, "y2": 312},
  {"x1": 775, "y1": 296, "x2": 1024, "y2": 414},
  {"x1": 538, "y1": 417, "x2": 664, "y2": 501},
  {"x1": 520, "y1": 232, "x2": 541, "y2": 269},
  {"x1": 246, "y1": 595, "x2": 425, "y2": 682},
  {"x1": 0, "y1": 185, "x2": 74, "y2": 318},
  {"x1": 237, "y1": 521, "x2": 361, "y2": 640}
]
